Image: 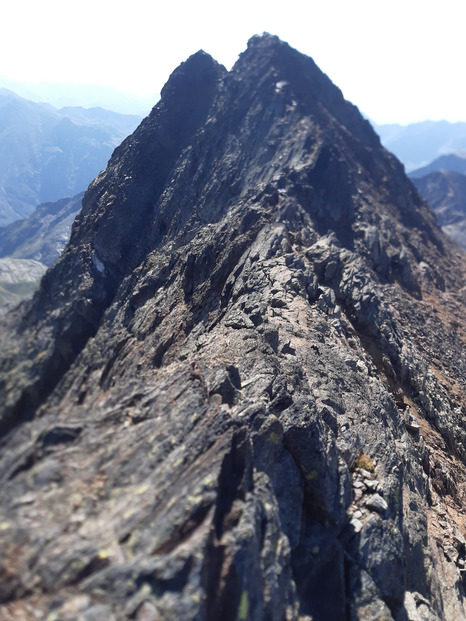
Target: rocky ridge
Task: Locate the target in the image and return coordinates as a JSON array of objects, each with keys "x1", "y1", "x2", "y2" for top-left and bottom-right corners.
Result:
[{"x1": 0, "y1": 34, "x2": 465, "y2": 620}]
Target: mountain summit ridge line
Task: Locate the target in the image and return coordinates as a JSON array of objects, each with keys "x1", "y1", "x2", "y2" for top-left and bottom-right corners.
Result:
[{"x1": 0, "y1": 34, "x2": 465, "y2": 620}]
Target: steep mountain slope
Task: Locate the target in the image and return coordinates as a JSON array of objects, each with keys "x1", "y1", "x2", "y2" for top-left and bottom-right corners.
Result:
[
  {"x1": 412, "y1": 171, "x2": 466, "y2": 249},
  {"x1": 0, "y1": 192, "x2": 83, "y2": 266},
  {"x1": 0, "y1": 35, "x2": 465, "y2": 621},
  {"x1": 0, "y1": 89, "x2": 140, "y2": 225},
  {"x1": 374, "y1": 121, "x2": 466, "y2": 172}
]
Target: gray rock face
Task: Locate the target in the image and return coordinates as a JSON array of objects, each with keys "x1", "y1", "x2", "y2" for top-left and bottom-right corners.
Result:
[{"x1": 0, "y1": 34, "x2": 465, "y2": 620}]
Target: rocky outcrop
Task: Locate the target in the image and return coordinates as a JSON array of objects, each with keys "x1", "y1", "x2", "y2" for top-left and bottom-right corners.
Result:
[{"x1": 0, "y1": 34, "x2": 465, "y2": 620}]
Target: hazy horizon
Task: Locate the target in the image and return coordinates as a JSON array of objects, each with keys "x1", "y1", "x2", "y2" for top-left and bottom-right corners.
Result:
[
  {"x1": 0, "y1": 77, "x2": 156, "y2": 117},
  {"x1": 2, "y1": 0, "x2": 466, "y2": 125}
]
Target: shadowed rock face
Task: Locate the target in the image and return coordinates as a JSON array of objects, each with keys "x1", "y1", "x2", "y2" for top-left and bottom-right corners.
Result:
[{"x1": 0, "y1": 34, "x2": 465, "y2": 621}]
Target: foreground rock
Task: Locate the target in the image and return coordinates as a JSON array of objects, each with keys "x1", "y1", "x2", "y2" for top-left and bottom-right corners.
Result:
[{"x1": 0, "y1": 34, "x2": 465, "y2": 620}]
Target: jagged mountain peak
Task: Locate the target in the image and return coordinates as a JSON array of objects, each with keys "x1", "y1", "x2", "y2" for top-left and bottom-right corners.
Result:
[
  {"x1": 234, "y1": 33, "x2": 375, "y2": 141},
  {"x1": 0, "y1": 37, "x2": 465, "y2": 620},
  {"x1": 240, "y1": 32, "x2": 329, "y2": 82},
  {"x1": 1, "y1": 33, "x2": 461, "y2": 430},
  {"x1": 159, "y1": 48, "x2": 226, "y2": 102}
]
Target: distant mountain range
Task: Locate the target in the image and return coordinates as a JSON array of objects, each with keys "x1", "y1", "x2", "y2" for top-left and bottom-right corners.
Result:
[
  {"x1": 399, "y1": 152, "x2": 466, "y2": 250},
  {"x1": 408, "y1": 152, "x2": 466, "y2": 178},
  {"x1": 373, "y1": 125, "x2": 466, "y2": 250},
  {"x1": 0, "y1": 77, "x2": 156, "y2": 116},
  {"x1": 0, "y1": 86, "x2": 144, "y2": 309},
  {"x1": 0, "y1": 257, "x2": 47, "y2": 312},
  {"x1": 0, "y1": 192, "x2": 83, "y2": 266},
  {"x1": 411, "y1": 170, "x2": 466, "y2": 249},
  {"x1": 374, "y1": 121, "x2": 466, "y2": 172},
  {"x1": 0, "y1": 88, "x2": 142, "y2": 225},
  {"x1": 0, "y1": 193, "x2": 83, "y2": 310}
]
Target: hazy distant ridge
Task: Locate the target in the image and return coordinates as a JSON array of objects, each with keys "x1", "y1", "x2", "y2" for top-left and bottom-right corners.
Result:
[
  {"x1": 408, "y1": 153, "x2": 466, "y2": 178},
  {"x1": 0, "y1": 88, "x2": 142, "y2": 225},
  {"x1": 0, "y1": 77, "x2": 156, "y2": 116},
  {"x1": 0, "y1": 192, "x2": 83, "y2": 266},
  {"x1": 373, "y1": 120, "x2": 466, "y2": 172}
]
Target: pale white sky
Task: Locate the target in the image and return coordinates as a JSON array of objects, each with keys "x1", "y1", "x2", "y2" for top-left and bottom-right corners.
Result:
[{"x1": 1, "y1": 0, "x2": 465, "y2": 124}]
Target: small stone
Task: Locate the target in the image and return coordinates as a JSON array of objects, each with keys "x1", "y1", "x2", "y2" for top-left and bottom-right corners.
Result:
[
  {"x1": 344, "y1": 357, "x2": 357, "y2": 371},
  {"x1": 13, "y1": 492, "x2": 36, "y2": 505},
  {"x1": 358, "y1": 468, "x2": 374, "y2": 479},
  {"x1": 356, "y1": 360, "x2": 367, "y2": 373},
  {"x1": 324, "y1": 260, "x2": 338, "y2": 280},
  {"x1": 365, "y1": 493, "x2": 388, "y2": 514},
  {"x1": 225, "y1": 311, "x2": 254, "y2": 329},
  {"x1": 354, "y1": 488, "x2": 364, "y2": 502},
  {"x1": 136, "y1": 601, "x2": 159, "y2": 621},
  {"x1": 350, "y1": 517, "x2": 363, "y2": 533},
  {"x1": 80, "y1": 605, "x2": 116, "y2": 621},
  {"x1": 404, "y1": 592, "x2": 421, "y2": 621}
]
